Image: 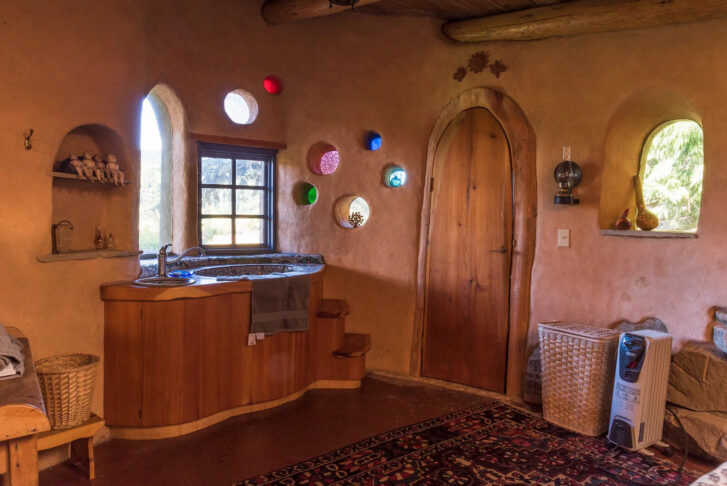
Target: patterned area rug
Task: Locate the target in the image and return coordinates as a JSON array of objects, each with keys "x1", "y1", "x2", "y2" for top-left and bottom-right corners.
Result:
[{"x1": 238, "y1": 401, "x2": 696, "y2": 485}]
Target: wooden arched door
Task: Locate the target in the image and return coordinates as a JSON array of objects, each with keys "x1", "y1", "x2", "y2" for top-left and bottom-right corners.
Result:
[{"x1": 422, "y1": 107, "x2": 513, "y2": 392}]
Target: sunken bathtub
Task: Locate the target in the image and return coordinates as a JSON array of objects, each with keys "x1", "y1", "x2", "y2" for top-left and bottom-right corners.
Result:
[{"x1": 100, "y1": 257, "x2": 364, "y2": 439}]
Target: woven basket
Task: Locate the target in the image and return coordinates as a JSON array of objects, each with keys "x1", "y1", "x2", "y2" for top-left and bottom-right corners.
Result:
[
  {"x1": 538, "y1": 322, "x2": 620, "y2": 436},
  {"x1": 35, "y1": 353, "x2": 99, "y2": 429},
  {"x1": 53, "y1": 220, "x2": 73, "y2": 253}
]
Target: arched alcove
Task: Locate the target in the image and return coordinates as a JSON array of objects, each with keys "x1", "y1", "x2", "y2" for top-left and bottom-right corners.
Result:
[
  {"x1": 144, "y1": 83, "x2": 193, "y2": 253},
  {"x1": 599, "y1": 91, "x2": 702, "y2": 230},
  {"x1": 52, "y1": 124, "x2": 134, "y2": 252}
]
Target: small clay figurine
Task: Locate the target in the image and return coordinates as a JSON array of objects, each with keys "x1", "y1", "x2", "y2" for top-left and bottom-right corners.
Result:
[
  {"x1": 81, "y1": 152, "x2": 97, "y2": 182},
  {"x1": 106, "y1": 154, "x2": 124, "y2": 186},
  {"x1": 68, "y1": 154, "x2": 84, "y2": 179},
  {"x1": 92, "y1": 155, "x2": 107, "y2": 183},
  {"x1": 615, "y1": 208, "x2": 633, "y2": 230}
]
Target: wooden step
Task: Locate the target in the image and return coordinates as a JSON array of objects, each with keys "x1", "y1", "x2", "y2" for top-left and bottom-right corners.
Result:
[
  {"x1": 316, "y1": 299, "x2": 351, "y2": 319},
  {"x1": 333, "y1": 333, "x2": 371, "y2": 358}
]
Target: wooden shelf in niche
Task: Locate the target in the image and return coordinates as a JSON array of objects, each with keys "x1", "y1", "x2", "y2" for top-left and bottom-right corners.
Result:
[
  {"x1": 49, "y1": 172, "x2": 131, "y2": 185},
  {"x1": 600, "y1": 229, "x2": 697, "y2": 239},
  {"x1": 37, "y1": 249, "x2": 142, "y2": 263}
]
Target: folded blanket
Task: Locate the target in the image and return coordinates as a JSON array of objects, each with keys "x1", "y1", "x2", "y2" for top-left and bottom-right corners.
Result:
[
  {"x1": 0, "y1": 325, "x2": 24, "y2": 380},
  {"x1": 251, "y1": 274, "x2": 310, "y2": 336},
  {"x1": 691, "y1": 462, "x2": 727, "y2": 485}
]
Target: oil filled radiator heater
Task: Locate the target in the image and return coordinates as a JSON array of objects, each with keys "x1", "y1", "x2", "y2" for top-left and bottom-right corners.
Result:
[{"x1": 608, "y1": 330, "x2": 672, "y2": 451}]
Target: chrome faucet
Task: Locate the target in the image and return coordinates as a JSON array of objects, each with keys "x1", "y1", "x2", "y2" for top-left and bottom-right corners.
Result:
[{"x1": 157, "y1": 244, "x2": 206, "y2": 277}]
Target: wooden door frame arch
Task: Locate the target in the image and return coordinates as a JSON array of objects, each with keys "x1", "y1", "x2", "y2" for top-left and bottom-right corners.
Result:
[{"x1": 411, "y1": 88, "x2": 537, "y2": 397}]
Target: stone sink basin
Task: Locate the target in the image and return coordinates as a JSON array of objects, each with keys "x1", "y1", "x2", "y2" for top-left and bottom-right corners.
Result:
[
  {"x1": 192, "y1": 264, "x2": 295, "y2": 278},
  {"x1": 133, "y1": 276, "x2": 196, "y2": 287}
]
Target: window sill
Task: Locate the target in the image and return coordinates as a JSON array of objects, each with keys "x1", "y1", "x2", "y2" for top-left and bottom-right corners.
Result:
[
  {"x1": 37, "y1": 249, "x2": 143, "y2": 263},
  {"x1": 600, "y1": 229, "x2": 697, "y2": 239}
]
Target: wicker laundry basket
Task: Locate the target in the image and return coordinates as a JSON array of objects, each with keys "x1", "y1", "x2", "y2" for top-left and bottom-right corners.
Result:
[
  {"x1": 35, "y1": 353, "x2": 99, "y2": 429},
  {"x1": 538, "y1": 322, "x2": 620, "y2": 436}
]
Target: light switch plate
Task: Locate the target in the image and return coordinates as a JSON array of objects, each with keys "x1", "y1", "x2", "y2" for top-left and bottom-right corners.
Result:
[
  {"x1": 558, "y1": 229, "x2": 570, "y2": 248},
  {"x1": 247, "y1": 334, "x2": 257, "y2": 346}
]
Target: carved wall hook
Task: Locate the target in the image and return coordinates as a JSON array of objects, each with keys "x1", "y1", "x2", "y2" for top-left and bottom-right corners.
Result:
[{"x1": 24, "y1": 129, "x2": 34, "y2": 150}]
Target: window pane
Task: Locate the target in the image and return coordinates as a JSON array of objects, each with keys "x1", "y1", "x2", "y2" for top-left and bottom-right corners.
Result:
[
  {"x1": 139, "y1": 98, "x2": 163, "y2": 253},
  {"x1": 201, "y1": 218, "x2": 232, "y2": 245},
  {"x1": 201, "y1": 157, "x2": 232, "y2": 184},
  {"x1": 236, "y1": 189, "x2": 264, "y2": 215},
  {"x1": 236, "y1": 160, "x2": 265, "y2": 186},
  {"x1": 201, "y1": 188, "x2": 231, "y2": 215},
  {"x1": 236, "y1": 218, "x2": 264, "y2": 245},
  {"x1": 642, "y1": 120, "x2": 703, "y2": 232}
]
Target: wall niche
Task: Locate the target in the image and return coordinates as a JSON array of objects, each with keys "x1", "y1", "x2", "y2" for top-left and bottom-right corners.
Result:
[
  {"x1": 48, "y1": 124, "x2": 137, "y2": 258},
  {"x1": 599, "y1": 92, "x2": 701, "y2": 234}
]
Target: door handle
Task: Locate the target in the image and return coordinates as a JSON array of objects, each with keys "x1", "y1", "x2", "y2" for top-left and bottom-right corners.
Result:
[{"x1": 489, "y1": 246, "x2": 508, "y2": 254}]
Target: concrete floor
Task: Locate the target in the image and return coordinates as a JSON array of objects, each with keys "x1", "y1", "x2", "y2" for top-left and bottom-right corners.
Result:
[
  {"x1": 37, "y1": 374, "x2": 711, "y2": 485},
  {"x1": 39, "y1": 376, "x2": 485, "y2": 486}
]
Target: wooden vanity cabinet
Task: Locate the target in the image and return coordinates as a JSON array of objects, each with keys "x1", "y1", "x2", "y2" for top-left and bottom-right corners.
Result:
[{"x1": 103, "y1": 278, "x2": 326, "y2": 429}]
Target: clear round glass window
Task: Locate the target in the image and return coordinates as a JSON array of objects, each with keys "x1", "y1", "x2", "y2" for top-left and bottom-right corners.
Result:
[
  {"x1": 223, "y1": 90, "x2": 259, "y2": 125},
  {"x1": 336, "y1": 195, "x2": 370, "y2": 228},
  {"x1": 640, "y1": 120, "x2": 704, "y2": 232}
]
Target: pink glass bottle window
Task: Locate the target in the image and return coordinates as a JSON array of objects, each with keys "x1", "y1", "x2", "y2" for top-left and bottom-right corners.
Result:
[
  {"x1": 308, "y1": 142, "x2": 340, "y2": 175},
  {"x1": 319, "y1": 150, "x2": 339, "y2": 175}
]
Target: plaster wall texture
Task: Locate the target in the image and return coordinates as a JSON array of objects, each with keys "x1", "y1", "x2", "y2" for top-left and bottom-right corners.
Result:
[{"x1": 1, "y1": 0, "x2": 726, "y2": 415}]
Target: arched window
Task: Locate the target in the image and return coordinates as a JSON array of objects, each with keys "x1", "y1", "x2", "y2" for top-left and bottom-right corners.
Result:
[
  {"x1": 139, "y1": 98, "x2": 165, "y2": 253},
  {"x1": 139, "y1": 85, "x2": 183, "y2": 254},
  {"x1": 640, "y1": 120, "x2": 704, "y2": 232}
]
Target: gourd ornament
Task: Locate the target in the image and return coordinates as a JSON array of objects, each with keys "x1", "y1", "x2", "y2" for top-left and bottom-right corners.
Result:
[
  {"x1": 615, "y1": 208, "x2": 633, "y2": 230},
  {"x1": 633, "y1": 176, "x2": 659, "y2": 231},
  {"x1": 81, "y1": 152, "x2": 97, "y2": 182}
]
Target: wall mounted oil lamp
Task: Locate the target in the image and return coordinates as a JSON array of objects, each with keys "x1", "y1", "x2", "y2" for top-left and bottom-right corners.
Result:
[
  {"x1": 554, "y1": 146, "x2": 582, "y2": 205},
  {"x1": 329, "y1": 0, "x2": 359, "y2": 9}
]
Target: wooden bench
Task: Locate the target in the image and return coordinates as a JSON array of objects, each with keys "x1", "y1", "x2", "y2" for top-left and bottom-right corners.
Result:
[
  {"x1": 37, "y1": 414, "x2": 104, "y2": 480},
  {"x1": 0, "y1": 327, "x2": 51, "y2": 486}
]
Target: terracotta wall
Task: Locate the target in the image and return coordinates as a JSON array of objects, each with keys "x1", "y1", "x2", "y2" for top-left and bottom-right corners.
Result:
[{"x1": 2, "y1": 0, "x2": 727, "y2": 414}]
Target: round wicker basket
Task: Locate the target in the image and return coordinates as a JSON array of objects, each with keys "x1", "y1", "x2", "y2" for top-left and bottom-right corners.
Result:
[{"x1": 35, "y1": 353, "x2": 99, "y2": 429}]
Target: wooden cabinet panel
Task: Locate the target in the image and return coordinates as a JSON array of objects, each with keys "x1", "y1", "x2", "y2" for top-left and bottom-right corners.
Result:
[
  {"x1": 307, "y1": 281, "x2": 322, "y2": 383},
  {"x1": 104, "y1": 301, "x2": 143, "y2": 427},
  {"x1": 198, "y1": 294, "x2": 250, "y2": 417},
  {"x1": 141, "y1": 300, "x2": 199, "y2": 426}
]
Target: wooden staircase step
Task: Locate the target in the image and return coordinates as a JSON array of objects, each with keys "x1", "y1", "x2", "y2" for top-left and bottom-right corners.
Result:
[
  {"x1": 333, "y1": 333, "x2": 371, "y2": 358},
  {"x1": 316, "y1": 299, "x2": 351, "y2": 318}
]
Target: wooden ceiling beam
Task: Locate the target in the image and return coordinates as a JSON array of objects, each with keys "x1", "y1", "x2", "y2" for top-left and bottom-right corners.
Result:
[
  {"x1": 443, "y1": 0, "x2": 727, "y2": 42},
  {"x1": 262, "y1": 0, "x2": 382, "y2": 25}
]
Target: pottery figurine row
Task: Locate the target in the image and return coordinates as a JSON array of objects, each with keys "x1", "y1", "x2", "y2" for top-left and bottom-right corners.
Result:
[{"x1": 65, "y1": 152, "x2": 124, "y2": 185}]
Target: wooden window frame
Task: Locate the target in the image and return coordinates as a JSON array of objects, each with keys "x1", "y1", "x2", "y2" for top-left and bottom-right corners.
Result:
[{"x1": 197, "y1": 142, "x2": 277, "y2": 253}]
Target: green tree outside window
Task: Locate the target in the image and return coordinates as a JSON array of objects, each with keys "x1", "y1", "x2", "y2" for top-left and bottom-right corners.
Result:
[{"x1": 641, "y1": 120, "x2": 704, "y2": 232}]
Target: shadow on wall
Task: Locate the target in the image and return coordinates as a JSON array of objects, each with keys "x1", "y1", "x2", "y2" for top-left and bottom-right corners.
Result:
[
  {"x1": 605, "y1": 311, "x2": 715, "y2": 343},
  {"x1": 323, "y1": 264, "x2": 415, "y2": 373}
]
